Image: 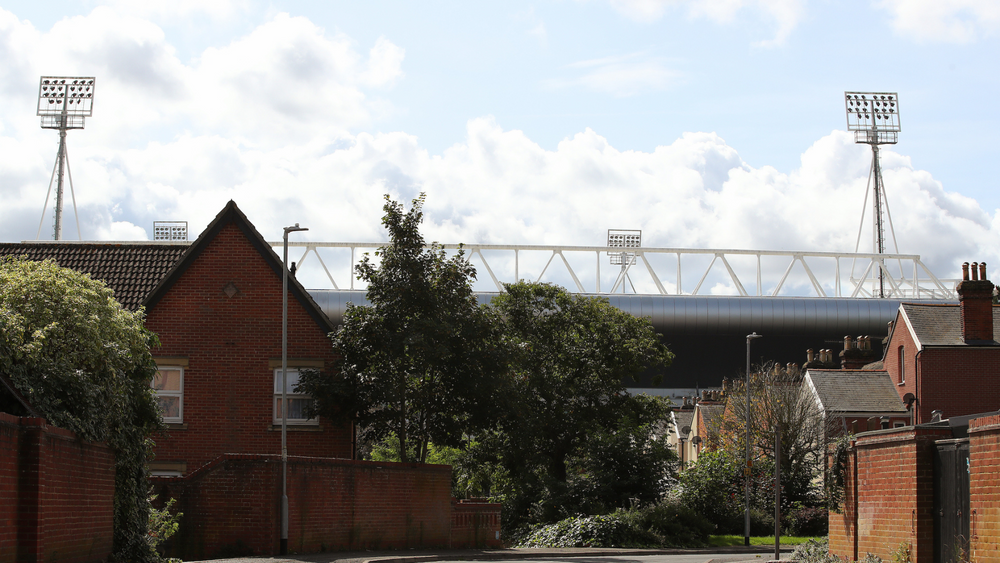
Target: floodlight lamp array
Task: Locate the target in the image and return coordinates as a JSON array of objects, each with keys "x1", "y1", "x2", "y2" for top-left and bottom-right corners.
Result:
[
  {"x1": 845, "y1": 91, "x2": 899, "y2": 145},
  {"x1": 37, "y1": 77, "x2": 96, "y2": 118},
  {"x1": 608, "y1": 229, "x2": 641, "y2": 266},
  {"x1": 153, "y1": 221, "x2": 189, "y2": 241}
]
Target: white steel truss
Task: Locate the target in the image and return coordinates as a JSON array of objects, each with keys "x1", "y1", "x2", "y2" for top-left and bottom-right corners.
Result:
[{"x1": 270, "y1": 241, "x2": 957, "y2": 300}]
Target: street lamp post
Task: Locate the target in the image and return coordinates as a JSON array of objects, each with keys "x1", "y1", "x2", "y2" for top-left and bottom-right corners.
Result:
[
  {"x1": 281, "y1": 223, "x2": 308, "y2": 556},
  {"x1": 745, "y1": 332, "x2": 763, "y2": 547}
]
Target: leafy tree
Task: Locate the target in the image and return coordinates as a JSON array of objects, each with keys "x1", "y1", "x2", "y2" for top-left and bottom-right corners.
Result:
[
  {"x1": 716, "y1": 362, "x2": 827, "y2": 506},
  {"x1": 675, "y1": 448, "x2": 777, "y2": 534},
  {"x1": 0, "y1": 256, "x2": 163, "y2": 562},
  {"x1": 474, "y1": 281, "x2": 675, "y2": 528},
  {"x1": 298, "y1": 194, "x2": 504, "y2": 463}
]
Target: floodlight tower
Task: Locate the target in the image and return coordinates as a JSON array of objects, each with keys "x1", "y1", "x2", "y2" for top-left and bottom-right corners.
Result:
[
  {"x1": 36, "y1": 76, "x2": 95, "y2": 240},
  {"x1": 845, "y1": 91, "x2": 900, "y2": 298},
  {"x1": 608, "y1": 229, "x2": 641, "y2": 293}
]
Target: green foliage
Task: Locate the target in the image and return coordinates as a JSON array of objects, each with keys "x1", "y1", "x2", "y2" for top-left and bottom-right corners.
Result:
[
  {"x1": 676, "y1": 448, "x2": 782, "y2": 534},
  {"x1": 785, "y1": 505, "x2": 829, "y2": 536},
  {"x1": 791, "y1": 538, "x2": 841, "y2": 563},
  {"x1": 890, "y1": 541, "x2": 912, "y2": 563},
  {"x1": 298, "y1": 194, "x2": 505, "y2": 463},
  {"x1": 828, "y1": 433, "x2": 854, "y2": 511},
  {"x1": 0, "y1": 256, "x2": 163, "y2": 562},
  {"x1": 516, "y1": 512, "x2": 660, "y2": 548},
  {"x1": 515, "y1": 500, "x2": 714, "y2": 548},
  {"x1": 148, "y1": 495, "x2": 182, "y2": 561},
  {"x1": 471, "y1": 281, "x2": 675, "y2": 531}
]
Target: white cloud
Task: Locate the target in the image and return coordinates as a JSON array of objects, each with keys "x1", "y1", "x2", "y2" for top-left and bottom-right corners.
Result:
[
  {"x1": 1, "y1": 5, "x2": 995, "y2": 296},
  {"x1": 605, "y1": 0, "x2": 805, "y2": 45},
  {"x1": 101, "y1": 0, "x2": 250, "y2": 21},
  {"x1": 877, "y1": 0, "x2": 1000, "y2": 43},
  {"x1": 545, "y1": 53, "x2": 678, "y2": 97},
  {"x1": 189, "y1": 13, "x2": 404, "y2": 143}
]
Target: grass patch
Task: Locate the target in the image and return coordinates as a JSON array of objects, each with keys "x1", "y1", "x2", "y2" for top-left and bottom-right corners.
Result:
[{"x1": 708, "y1": 535, "x2": 825, "y2": 546}]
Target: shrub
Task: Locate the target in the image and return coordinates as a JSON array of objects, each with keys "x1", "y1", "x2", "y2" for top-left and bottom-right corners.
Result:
[
  {"x1": 640, "y1": 499, "x2": 714, "y2": 546},
  {"x1": 516, "y1": 512, "x2": 659, "y2": 548},
  {"x1": 786, "y1": 506, "x2": 828, "y2": 536},
  {"x1": 791, "y1": 538, "x2": 840, "y2": 563}
]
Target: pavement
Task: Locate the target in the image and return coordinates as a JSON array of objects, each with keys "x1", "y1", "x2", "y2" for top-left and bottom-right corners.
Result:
[{"x1": 193, "y1": 545, "x2": 796, "y2": 563}]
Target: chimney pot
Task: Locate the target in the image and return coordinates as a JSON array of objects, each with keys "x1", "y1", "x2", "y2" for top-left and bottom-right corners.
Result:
[
  {"x1": 844, "y1": 335, "x2": 853, "y2": 350},
  {"x1": 807, "y1": 348, "x2": 815, "y2": 363},
  {"x1": 963, "y1": 262, "x2": 970, "y2": 281},
  {"x1": 958, "y1": 260, "x2": 994, "y2": 342}
]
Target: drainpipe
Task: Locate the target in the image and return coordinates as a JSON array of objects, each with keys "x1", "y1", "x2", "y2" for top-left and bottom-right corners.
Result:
[
  {"x1": 914, "y1": 349, "x2": 923, "y2": 425},
  {"x1": 852, "y1": 437, "x2": 859, "y2": 562}
]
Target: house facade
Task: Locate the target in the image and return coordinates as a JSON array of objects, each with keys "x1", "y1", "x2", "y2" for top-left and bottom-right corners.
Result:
[
  {"x1": 141, "y1": 203, "x2": 353, "y2": 474},
  {"x1": 2, "y1": 202, "x2": 354, "y2": 475},
  {"x1": 881, "y1": 262, "x2": 1000, "y2": 423}
]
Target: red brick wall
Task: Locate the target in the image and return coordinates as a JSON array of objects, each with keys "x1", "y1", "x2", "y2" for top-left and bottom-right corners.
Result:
[
  {"x1": 884, "y1": 311, "x2": 917, "y2": 421},
  {"x1": 884, "y1": 309, "x2": 1000, "y2": 424},
  {"x1": 828, "y1": 426, "x2": 951, "y2": 563},
  {"x1": 0, "y1": 412, "x2": 115, "y2": 563},
  {"x1": 0, "y1": 413, "x2": 20, "y2": 563},
  {"x1": 917, "y1": 348, "x2": 1000, "y2": 423},
  {"x1": 451, "y1": 500, "x2": 502, "y2": 549},
  {"x1": 828, "y1": 440, "x2": 855, "y2": 560},
  {"x1": 145, "y1": 221, "x2": 352, "y2": 474},
  {"x1": 969, "y1": 414, "x2": 1000, "y2": 561},
  {"x1": 151, "y1": 454, "x2": 457, "y2": 560}
]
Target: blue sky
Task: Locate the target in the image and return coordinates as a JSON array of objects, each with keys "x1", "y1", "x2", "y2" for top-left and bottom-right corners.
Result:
[{"x1": 1, "y1": 0, "x2": 999, "y2": 293}]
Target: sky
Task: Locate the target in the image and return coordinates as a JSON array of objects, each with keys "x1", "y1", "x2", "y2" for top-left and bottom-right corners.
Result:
[{"x1": 1, "y1": 0, "x2": 999, "y2": 295}]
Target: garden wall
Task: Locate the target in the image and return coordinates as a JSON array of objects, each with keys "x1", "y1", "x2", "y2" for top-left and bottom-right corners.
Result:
[
  {"x1": 969, "y1": 414, "x2": 1000, "y2": 561},
  {"x1": 830, "y1": 416, "x2": 1000, "y2": 563},
  {"x1": 0, "y1": 412, "x2": 115, "y2": 563},
  {"x1": 828, "y1": 425, "x2": 950, "y2": 563},
  {"x1": 150, "y1": 454, "x2": 500, "y2": 560}
]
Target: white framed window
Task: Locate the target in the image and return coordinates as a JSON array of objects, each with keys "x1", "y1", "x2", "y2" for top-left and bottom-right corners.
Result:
[
  {"x1": 152, "y1": 367, "x2": 184, "y2": 424},
  {"x1": 273, "y1": 368, "x2": 317, "y2": 425}
]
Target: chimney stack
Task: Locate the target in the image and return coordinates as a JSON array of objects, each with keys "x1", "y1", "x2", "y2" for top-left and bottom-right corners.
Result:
[{"x1": 957, "y1": 261, "x2": 994, "y2": 343}]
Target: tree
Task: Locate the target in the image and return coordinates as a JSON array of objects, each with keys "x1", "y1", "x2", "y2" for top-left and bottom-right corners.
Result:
[
  {"x1": 716, "y1": 362, "x2": 828, "y2": 506},
  {"x1": 0, "y1": 256, "x2": 163, "y2": 562},
  {"x1": 473, "y1": 281, "x2": 675, "y2": 528},
  {"x1": 298, "y1": 194, "x2": 504, "y2": 463}
]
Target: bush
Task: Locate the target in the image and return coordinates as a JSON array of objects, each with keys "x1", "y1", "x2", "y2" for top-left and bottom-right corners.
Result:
[
  {"x1": 791, "y1": 538, "x2": 840, "y2": 563},
  {"x1": 748, "y1": 507, "x2": 775, "y2": 536},
  {"x1": 640, "y1": 499, "x2": 714, "y2": 546},
  {"x1": 515, "y1": 500, "x2": 717, "y2": 548},
  {"x1": 786, "y1": 506, "x2": 828, "y2": 536},
  {"x1": 516, "y1": 512, "x2": 660, "y2": 548}
]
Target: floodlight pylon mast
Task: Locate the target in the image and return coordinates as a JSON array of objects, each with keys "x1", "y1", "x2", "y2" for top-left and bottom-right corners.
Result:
[
  {"x1": 36, "y1": 76, "x2": 95, "y2": 240},
  {"x1": 845, "y1": 91, "x2": 900, "y2": 298}
]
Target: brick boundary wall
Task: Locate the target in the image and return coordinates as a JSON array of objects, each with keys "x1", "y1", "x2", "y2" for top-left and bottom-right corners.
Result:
[
  {"x1": 0, "y1": 412, "x2": 115, "y2": 563},
  {"x1": 150, "y1": 453, "x2": 477, "y2": 560},
  {"x1": 450, "y1": 499, "x2": 502, "y2": 549},
  {"x1": 969, "y1": 414, "x2": 1000, "y2": 561},
  {"x1": 828, "y1": 426, "x2": 952, "y2": 563}
]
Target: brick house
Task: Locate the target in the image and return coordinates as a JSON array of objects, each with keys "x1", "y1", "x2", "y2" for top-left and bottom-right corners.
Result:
[
  {"x1": 140, "y1": 201, "x2": 353, "y2": 474},
  {"x1": 1, "y1": 201, "x2": 501, "y2": 558},
  {"x1": 801, "y1": 369, "x2": 909, "y2": 436},
  {"x1": 881, "y1": 261, "x2": 1000, "y2": 424},
  {"x1": 2, "y1": 201, "x2": 353, "y2": 473}
]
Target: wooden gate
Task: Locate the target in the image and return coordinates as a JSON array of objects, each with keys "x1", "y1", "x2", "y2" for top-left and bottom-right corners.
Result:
[{"x1": 934, "y1": 438, "x2": 969, "y2": 563}]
